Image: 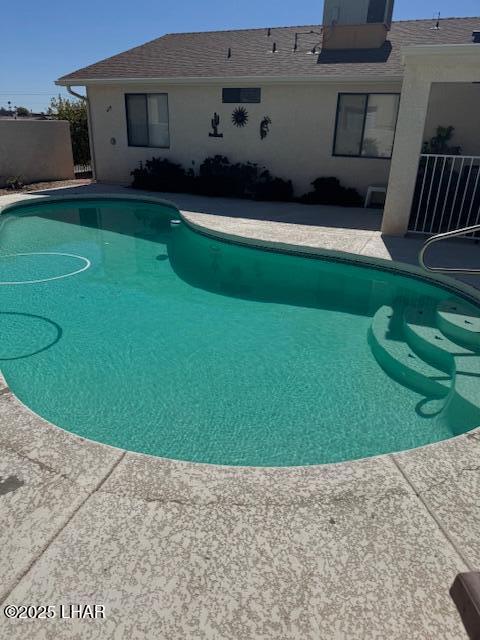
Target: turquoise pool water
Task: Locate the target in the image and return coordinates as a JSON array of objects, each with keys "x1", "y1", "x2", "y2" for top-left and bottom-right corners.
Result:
[{"x1": 0, "y1": 197, "x2": 479, "y2": 466}]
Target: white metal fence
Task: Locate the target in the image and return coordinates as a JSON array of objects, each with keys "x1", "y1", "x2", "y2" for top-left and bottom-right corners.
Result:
[
  {"x1": 74, "y1": 163, "x2": 92, "y2": 176},
  {"x1": 409, "y1": 154, "x2": 480, "y2": 236}
]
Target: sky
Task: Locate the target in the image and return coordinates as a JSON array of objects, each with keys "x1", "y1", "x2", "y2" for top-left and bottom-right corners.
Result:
[{"x1": 1, "y1": 0, "x2": 478, "y2": 112}]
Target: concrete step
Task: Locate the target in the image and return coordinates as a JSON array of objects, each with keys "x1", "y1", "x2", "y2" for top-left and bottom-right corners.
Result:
[
  {"x1": 404, "y1": 306, "x2": 473, "y2": 374},
  {"x1": 369, "y1": 306, "x2": 451, "y2": 399},
  {"x1": 443, "y1": 352, "x2": 480, "y2": 434},
  {"x1": 436, "y1": 299, "x2": 480, "y2": 352},
  {"x1": 403, "y1": 304, "x2": 480, "y2": 433}
]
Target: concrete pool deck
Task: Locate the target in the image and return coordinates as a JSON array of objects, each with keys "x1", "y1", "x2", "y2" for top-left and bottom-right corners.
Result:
[{"x1": 0, "y1": 184, "x2": 479, "y2": 639}]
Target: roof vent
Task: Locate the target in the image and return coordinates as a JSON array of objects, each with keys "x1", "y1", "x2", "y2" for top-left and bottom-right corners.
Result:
[
  {"x1": 227, "y1": 47, "x2": 232, "y2": 58},
  {"x1": 473, "y1": 31, "x2": 480, "y2": 43},
  {"x1": 430, "y1": 13, "x2": 441, "y2": 30}
]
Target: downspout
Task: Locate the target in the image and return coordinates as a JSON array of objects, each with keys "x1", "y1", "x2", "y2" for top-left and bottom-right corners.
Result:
[{"x1": 66, "y1": 85, "x2": 97, "y2": 181}]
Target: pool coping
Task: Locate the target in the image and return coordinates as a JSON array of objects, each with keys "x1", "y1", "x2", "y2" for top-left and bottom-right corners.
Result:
[{"x1": 1, "y1": 188, "x2": 480, "y2": 638}]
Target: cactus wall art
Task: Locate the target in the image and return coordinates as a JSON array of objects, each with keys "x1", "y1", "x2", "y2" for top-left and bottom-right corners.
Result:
[{"x1": 209, "y1": 112, "x2": 223, "y2": 138}]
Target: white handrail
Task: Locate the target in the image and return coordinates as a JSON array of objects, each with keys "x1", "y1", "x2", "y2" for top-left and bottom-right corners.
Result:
[{"x1": 419, "y1": 224, "x2": 480, "y2": 274}]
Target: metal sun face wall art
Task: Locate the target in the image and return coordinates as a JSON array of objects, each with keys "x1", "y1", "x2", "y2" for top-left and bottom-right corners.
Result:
[{"x1": 232, "y1": 107, "x2": 249, "y2": 127}]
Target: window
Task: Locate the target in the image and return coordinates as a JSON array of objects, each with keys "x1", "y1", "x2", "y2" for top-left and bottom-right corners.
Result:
[
  {"x1": 125, "y1": 93, "x2": 170, "y2": 148},
  {"x1": 333, "y1": 93, "x2": 400, "y2": 159},
  {"x1": 222, "y1": 88, "x2": 261, "y2": 103}
]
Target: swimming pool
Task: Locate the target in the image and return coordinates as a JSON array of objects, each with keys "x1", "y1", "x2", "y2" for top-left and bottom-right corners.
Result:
[{"x1": 1, "y1": 197, "x2": 479, "y2": 466}]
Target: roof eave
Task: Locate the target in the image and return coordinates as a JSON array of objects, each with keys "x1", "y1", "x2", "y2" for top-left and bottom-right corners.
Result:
[
  {"x1": 56, "y1": 74, "x2": 403, "y2": 87},
  {"x1": 401, "y1": 42, "x2": 480, "y2": 64}
]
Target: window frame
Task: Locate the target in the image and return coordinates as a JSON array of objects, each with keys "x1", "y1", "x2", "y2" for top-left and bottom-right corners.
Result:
[
  {"x1": 332, "y1": 92, "x2": 400, "y2": 160},
  {"x1": 125, "y1": 92, "x2": 170, "y2": 149},
  {"x1": 222, "y1": 88, "x2": 261, "y2": 104}
]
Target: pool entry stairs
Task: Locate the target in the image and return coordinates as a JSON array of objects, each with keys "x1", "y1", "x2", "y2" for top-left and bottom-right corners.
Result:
[{"x1": 369, "y1": 298, "x2": 480, "y2": 428}]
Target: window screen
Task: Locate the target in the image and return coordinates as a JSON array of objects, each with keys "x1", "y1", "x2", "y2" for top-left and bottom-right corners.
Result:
[
  {"x1": 334, "y1": 94, "x2": 367, "y2": 156},
  {"x1": 126, "y1": 94, "x2": 170, "y2": 147},
  {"x1": 361, "y1": 94, "x2": 400, "y2": 158},
  {"x1": 333, "y1": 93, "x2": 399, "y2": 158}
]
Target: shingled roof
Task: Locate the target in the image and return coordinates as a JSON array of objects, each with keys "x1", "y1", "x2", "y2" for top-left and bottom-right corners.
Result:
[{"x1": 57, "y1": 17, "x2": 480, "y2": 84}]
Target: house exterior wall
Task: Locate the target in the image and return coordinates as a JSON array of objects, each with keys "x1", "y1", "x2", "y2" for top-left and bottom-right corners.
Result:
[
  {"x1": 0, "y1": 120, "x2": 74, "y2": 187},
  {"x1": 86, "y1": 80, "x2": 401, "y2": 197},
  {"x1": 423, "y1": 83, "x2": 480, "y2": 155}
]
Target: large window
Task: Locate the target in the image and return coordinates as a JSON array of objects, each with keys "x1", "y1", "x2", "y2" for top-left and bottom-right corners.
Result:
[
  {"x1": 333, "y1": 93, "x2": 400, "y2": 159},
  {"x1": 222, "y1": 88, "x2": 261, "y2": 103},
  {"x1": 125, "y1": 93, "x2": 170, "y2": 148}
]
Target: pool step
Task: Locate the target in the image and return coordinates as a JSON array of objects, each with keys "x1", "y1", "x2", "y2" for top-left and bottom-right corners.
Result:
[
  {"x1": 443, "y1": 349, "x2": 480, "y2": 432},
  {"x1": 403, "y1": 306, "x2": 474, "y2": 374},
  {"x1": 370, "y1": 302, "x2": 480, "y2": 431},
  {"x1": 369, "y1": 305, "x2": 451, "y2": 398},
  {"x1": 403, "y1": 305, "x2": 480, "y2": 425},
  {"x1": 436, "y1": 299, "x2": 480, "y2": 352}
]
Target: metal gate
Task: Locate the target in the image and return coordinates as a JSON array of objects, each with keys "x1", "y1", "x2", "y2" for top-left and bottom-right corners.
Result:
[{"x1": 409, "y1": 154, "x2": 480, "y2": 236}]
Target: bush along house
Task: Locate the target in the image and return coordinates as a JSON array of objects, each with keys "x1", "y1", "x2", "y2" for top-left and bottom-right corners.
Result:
[{"x1": 57, "y1": 0, "x2": 480, "y2": 235}]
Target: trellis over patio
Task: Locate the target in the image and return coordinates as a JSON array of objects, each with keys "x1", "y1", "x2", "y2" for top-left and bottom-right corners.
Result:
[{"x1": 382, "y1": 43, "x2": 480, "y2": 237}]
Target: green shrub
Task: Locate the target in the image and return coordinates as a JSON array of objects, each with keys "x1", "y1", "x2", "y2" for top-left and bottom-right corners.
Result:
[
  {"x1": 131, "y1": 156, "x2": 354, "y2": 206},
  {"x1": 16, "y1": 106, "x2": 30, "y2": 117},
  {"x1": 299, "y1": 177, "x2": 362, "y2": 207},
  {"x1": 253, "y1": 170, "x2": 293, "y2": 202},
  {"x1": 48, "y1": 96, "x2": 90, "y2": 166},
  {"x1": 131, "y1": 158, "x2": 193, "y2": 192},
  {"x1": 5, "y1": 176, "x2": 24, "y2": 191},
  {"x1": 131, "y1": 155, "x2": 292, "y2": 200},
  {"x1": 196, "y1": 155, "x2": 259, "y2": 198},
  {"x1": 422, "y1": 126, "x2": 461, "y2": 155}
]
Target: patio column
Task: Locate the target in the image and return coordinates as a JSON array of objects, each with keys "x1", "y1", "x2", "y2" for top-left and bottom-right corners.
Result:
[{"x1": 381, "y1": 69, "x2": 431, "y2": 236}]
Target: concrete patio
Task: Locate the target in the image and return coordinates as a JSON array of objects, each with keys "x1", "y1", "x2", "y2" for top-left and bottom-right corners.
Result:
[{"x1": 0, "y1": 184, "x2": 479, "y2": 639}]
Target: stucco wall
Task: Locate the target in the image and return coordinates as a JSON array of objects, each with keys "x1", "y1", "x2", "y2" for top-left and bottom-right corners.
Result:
[
  {"x1": 423, "y1": 82, "x2": 480, "y2": 155},
  {"x1": 87, "y1": 81, "x2": 402, "y2": 196},
  {"x1": 0, "y1": 120, "x2": 74, "y2": 187}
]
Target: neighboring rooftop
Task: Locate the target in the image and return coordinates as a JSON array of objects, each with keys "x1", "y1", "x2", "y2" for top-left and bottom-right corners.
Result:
[
  {"x1": 0, "y1": 115, "x2": 49, "y2": 120},
  {"x1": 57, "y1": 17, "x2": 480, "y2": 84}
]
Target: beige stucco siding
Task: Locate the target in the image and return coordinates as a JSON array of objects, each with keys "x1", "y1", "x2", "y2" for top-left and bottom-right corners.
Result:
[
  {"x1": 87, "y1": 81, "x2": 401, "y2": 196},
  {"x1": 0, "y1": 120, "x2": 74, "y2": 187},
  {"x1": 424, "y1": 82, "x2": 480, "y2": 155}
]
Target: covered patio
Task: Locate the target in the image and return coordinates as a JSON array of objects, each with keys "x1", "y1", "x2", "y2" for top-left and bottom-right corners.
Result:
[{"x1": 382, "y1": 43, "x2": 480, "y2": 239}]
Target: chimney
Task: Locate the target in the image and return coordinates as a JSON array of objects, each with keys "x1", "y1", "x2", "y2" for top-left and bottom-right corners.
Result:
[{"x1": 322, "y1": 0, "x2": 394, "y2": 50}]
